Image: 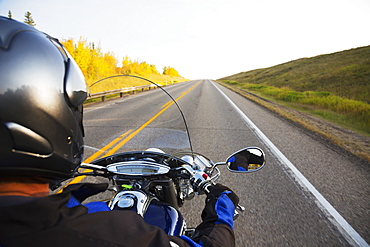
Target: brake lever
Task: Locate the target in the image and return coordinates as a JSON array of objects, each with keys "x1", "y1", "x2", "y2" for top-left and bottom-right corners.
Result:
[
  {"x1": 236, "y1": 204, "x2": 245, "y2": 212},
  {"x1": 233, "y1": 205, "x2": 245, "y2": 220}
]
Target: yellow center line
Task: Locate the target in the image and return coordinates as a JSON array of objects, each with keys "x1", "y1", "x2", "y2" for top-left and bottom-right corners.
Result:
[
  {"x1": 104, "y1": 81, "x2": 201, "y2": 155},
  {"x1": 84, "y1": 129, "x2": 134, "y2": 163},
  {"x1": 58, "y1": 129, "x2": 134, "y2": 189},
  {"x1": 63, "y1": 81, "x2": 201, "y2": 189},
  {"x1": 162, "y1": 101, "x2": 172, "y2": 108}
]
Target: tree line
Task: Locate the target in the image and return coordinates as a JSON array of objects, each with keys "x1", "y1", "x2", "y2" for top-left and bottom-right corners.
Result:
[
  {"x1": 62, "y1": 38, "x2": 181, "y2": 85},
  {"x1": 7, "y1": 10, "x2": 36, "y2": 26},
  {"x1": 6, "y1": 10, "x2": 182, "y2": 84}
]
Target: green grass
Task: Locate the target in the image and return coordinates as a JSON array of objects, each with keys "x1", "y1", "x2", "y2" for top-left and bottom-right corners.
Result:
[
  {"x1": 219, "y1": 46, "x2": 370, "y2": 135},
  {"x1": 222, "y1": 81, "x2": 370, "y2": 135},
  {"x1": 221, "y1": 45, "x2": 370, "y2": 104}
]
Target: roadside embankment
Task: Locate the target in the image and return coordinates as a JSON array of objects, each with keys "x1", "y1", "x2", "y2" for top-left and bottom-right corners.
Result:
[{"x1": 217, "y1": 81, "x2": 370, "y2": 163}]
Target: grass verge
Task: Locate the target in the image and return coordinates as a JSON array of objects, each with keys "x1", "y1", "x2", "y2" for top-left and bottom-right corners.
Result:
[
  {"x1": 217, "y1": 81, "x2": 370, "y2": 163},
  {"x1": 222, "y1": 80, "x2": 370, "y2": 135}
]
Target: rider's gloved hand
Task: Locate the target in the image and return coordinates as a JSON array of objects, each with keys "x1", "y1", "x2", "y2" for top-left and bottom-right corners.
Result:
[
  {"x1": 197, "y1": 184, "x2": 239, "y2": 232},
  {"x1": 63, "y1": 183, "x2": 111, "y2": 213},
  {"x1": 208, "y1": 184, "x2": 239, "y2": 207},
  {"x1": 63, "y1": 183, "x2": 108, "y2": 202},
  {"x1": 182, "y1": 184, "x2": 239, "y2": 247}
]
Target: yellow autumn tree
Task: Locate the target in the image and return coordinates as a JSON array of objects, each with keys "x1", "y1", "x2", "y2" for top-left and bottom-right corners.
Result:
[
  {"x1": 163, "y1": 66, "x2": 180, "y2": 77},
  {"x1": 120, "y1": 57, "x2": 159, "y2": 76},
  {"x1": 61, "y1": 38, "x2": 182, "y2": 89},
  {"x1": 61, "y1": 38, "x2": 118, "y2": 84}
]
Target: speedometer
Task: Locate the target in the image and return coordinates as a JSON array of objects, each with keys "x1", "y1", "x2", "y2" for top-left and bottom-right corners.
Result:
[{"x1": 106, "y1": 161, "x2": 170, "y2": 176}]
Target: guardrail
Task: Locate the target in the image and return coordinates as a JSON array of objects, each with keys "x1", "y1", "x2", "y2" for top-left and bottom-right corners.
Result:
[{"x1": 87, "y1": 84, "x2": 158, "y2": 102}]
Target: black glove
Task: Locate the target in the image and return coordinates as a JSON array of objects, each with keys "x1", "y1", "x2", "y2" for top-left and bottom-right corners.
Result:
[
  {"x1": 63, "y1": 183, "x2": 111, "y2": 213},
  {"x1": 193, "y1": 184, "x2": 239, "y2": 242},
  {"x1": 62, "y1": 183, "x2": 108, "y2": 203},
  {"x1": 208, "y1": 184, "x2": 239, "y2": 207}
]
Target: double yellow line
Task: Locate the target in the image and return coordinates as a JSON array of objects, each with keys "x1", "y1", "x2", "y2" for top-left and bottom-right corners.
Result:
[{"x1": 65, "y1": 81, "x2": 200, "y2": 186}]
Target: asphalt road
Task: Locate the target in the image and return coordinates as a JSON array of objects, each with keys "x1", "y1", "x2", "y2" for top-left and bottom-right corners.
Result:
[{"x1": 80, "y1": 79, "x2": 369, "y2": 246}]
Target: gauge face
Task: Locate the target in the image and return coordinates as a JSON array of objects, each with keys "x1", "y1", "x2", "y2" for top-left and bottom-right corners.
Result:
[
  {"x1": 117, "y1": 166, "x2": 157, "y2": 174},
  {"x1": 107, "y1": 161, "x2": 170, "y2": 176}
]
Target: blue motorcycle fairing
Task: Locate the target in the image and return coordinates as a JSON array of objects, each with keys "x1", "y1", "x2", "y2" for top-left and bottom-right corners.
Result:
[{"x1": 143, "y1": 200, "x2": 184, "y2": 236}]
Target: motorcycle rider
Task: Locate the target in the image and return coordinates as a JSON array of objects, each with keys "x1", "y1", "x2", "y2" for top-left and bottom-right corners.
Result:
[{"x1": 0, "y1": 16, "x2": 239, "y2": 247}]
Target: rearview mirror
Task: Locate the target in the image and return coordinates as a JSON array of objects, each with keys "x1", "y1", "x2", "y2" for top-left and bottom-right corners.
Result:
[{"x1": 226, "y1": 147, "x2": 265, "y2": 173}]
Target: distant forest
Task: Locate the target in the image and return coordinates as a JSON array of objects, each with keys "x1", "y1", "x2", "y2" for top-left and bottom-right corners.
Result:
[{"x1": 62, "y1": 38, "x2": 181, "y2": 85}]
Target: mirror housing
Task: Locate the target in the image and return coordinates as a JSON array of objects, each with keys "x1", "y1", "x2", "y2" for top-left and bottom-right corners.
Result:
[{"x1": 226, "y1": 147, "x2": 265, "y2": 173}]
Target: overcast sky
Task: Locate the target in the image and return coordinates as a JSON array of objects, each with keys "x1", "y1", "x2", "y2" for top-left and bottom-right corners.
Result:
[{"x1": 1, "y1": 0, "x2": 369, "y2": 79}]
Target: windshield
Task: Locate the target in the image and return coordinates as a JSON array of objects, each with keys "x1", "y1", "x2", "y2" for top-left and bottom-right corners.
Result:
[{"x1": 82, "y1": 75, "x2": 192, "y2": 164}]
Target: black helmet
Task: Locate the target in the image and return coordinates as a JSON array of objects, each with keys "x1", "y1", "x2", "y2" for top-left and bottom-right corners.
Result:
[{"x1": 0, "y1": 17, "x2": 87, "y2": 182}]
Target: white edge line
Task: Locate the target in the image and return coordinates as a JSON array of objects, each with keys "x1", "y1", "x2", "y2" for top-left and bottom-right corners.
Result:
[{"x1": 211, "y1": 80, "x2": 369, "y2": 247}]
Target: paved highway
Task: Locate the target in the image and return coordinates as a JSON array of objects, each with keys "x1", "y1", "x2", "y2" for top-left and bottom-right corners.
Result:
[{"x1": 81, "y1": 80, "x2": 369, "y2": 246}]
